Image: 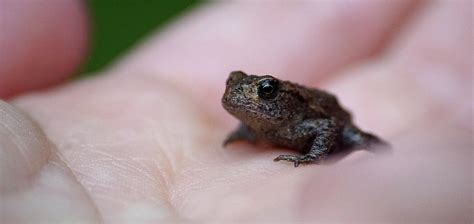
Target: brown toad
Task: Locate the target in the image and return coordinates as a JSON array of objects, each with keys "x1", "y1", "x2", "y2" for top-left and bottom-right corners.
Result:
[{"x1": 221, "y1": 71, "x2": 390, "y2": 167}]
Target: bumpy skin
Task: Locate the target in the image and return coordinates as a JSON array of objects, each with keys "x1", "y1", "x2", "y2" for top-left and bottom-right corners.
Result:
[{"x1": 222, "y1": 71, "x2": 390, "y2": 167}]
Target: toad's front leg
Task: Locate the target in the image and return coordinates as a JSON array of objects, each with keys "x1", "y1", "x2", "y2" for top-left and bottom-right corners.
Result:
[
  {"x1": 274, "y1": 118, "x2": 337, "y2": 167},
  {"x1": 223, "y1": 123, "x2": 257, "y2": 146}
]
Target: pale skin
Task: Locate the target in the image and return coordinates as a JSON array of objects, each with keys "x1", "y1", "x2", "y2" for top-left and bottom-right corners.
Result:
[{"x1": 0, "y1": 1, "x2": 472, "y2": 223}]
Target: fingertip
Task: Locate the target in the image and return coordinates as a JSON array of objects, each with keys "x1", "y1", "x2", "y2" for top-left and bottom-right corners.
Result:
[{"x1": 0, "y1": 0, "x2": 89, "y2": 98}]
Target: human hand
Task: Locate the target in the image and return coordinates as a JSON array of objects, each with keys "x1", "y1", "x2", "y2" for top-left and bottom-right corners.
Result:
[{"x1": 1, "y1": 1, "x2": 471, "y2": 223}]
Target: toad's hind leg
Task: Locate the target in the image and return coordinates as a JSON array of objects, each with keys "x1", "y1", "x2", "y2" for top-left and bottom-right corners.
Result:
[{"x1": 341, "y1": 124, "x2": 391, "y2": 153}]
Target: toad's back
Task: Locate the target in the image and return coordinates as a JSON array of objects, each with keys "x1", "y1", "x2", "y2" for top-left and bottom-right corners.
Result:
[{"x1": 284, "y1": 81, "x2": 352, "y2": 124}]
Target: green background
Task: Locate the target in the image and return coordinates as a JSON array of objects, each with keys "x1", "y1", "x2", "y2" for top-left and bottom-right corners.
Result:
[{"x1": 81, "y1": 0, "x2": 201, "y2": 75}]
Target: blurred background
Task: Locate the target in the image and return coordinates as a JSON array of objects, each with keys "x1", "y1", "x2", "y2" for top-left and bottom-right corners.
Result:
[{"x1": 80, "y1": 0, "x2": 201, "y2": 76}]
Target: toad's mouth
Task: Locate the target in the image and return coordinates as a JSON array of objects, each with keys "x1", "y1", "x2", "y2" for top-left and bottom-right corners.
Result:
[{"x1": 222, "y1": 97, "x2": 275, "y2": 122}]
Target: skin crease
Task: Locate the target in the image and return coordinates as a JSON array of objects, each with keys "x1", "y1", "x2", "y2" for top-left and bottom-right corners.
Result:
[{"x1": 0, "y1": 1, "x2": 472, "y2": 223}]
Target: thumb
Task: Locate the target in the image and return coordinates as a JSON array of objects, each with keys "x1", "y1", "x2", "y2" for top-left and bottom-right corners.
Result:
[
  {"x1": 0, "y1": 0, "x2": 89, "y2": 99},
  {"x1": 0, "y1": 100, "x2": 51, "y2": 191},
  {"x1": 0, "y1": 100, "x2": 100, "y2": 223}
]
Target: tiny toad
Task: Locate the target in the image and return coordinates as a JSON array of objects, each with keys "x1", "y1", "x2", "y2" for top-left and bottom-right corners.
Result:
[{"x1": 222, "y1": 71, "x2": 390, "y2": 167}]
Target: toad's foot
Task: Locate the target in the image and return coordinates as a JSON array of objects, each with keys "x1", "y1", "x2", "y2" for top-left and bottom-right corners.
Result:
[{"x1": 273, "y1": 154, "x2": 324, "y2": 167}]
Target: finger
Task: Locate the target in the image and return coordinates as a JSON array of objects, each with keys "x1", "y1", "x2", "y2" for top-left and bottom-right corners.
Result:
[
  {"x1": 0, "y1": 0, "x2": 89, "y2": 99},
  {"x1": 0, "y1": 100, "x2": 100, "y2": 222},
  {"x1": 325, "y1": 0, "x2": 471, "y2": 136},
  {"x1": 111, "y1": 1, "x2": 417, "y2": 113}
]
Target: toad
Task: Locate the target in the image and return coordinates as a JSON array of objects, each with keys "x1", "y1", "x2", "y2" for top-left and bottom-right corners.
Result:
[{"x1": 222, "y1": 71, "x2": 390, "y2": 167}]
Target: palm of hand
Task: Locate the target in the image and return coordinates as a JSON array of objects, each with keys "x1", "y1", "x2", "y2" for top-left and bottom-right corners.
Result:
[{"x1": 1, "y1": 1, "x2": 471, "y2": 223}]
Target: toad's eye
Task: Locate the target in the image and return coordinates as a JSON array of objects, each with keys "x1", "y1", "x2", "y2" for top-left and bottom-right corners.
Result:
[{"x1": 257, "y1": 78, "x2": 279, "y2": 99}]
